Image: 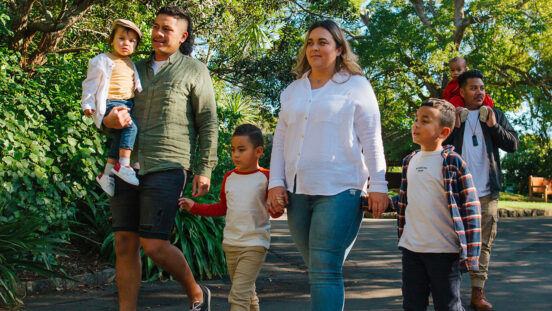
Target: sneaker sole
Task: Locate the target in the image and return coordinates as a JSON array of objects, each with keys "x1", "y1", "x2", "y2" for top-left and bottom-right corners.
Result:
[{"x1": 204, "y1": 286, "x2": 211, "y2": 311}]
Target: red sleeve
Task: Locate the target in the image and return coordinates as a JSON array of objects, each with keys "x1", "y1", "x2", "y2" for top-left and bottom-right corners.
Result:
[
  {"x1": 443, "y1": 80, "x2": 459, "y2": 101},
  {"x1": 449, "y1": 95, "x2": 465, "y2": 108},
  {"x1": 260, "y1": 168, "x2": 284, "y2": 218},
  {"x1": 189, "y1": 171, "x2": 232, "y2": 217},
  {"x1": 483, "y1": 94, "x2": 494, "y2": 108}
]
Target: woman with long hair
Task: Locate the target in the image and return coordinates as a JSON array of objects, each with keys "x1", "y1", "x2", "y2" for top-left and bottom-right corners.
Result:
[{"x1": 267, "y1": 20, "x2": 389, "y2": 310}]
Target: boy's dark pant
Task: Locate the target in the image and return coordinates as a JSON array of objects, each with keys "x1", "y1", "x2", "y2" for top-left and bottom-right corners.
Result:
[
  {"x1": 105, "y1": 99, "x2": 137, "y2": 159},
  {"x1": 401, "y1": 248, "x2": 464, "y2": 311}
]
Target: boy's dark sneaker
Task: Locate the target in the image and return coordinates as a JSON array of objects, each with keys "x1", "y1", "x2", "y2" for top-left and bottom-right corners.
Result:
[{"x1": 190, "y1": 285, "x2": 210, "y2": 311}]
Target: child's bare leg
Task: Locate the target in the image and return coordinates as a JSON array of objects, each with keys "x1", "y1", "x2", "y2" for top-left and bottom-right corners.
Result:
[
  {"x1": 119, "y1": 149, "x2": 131, "y2": 161},
  {"x1": 118, "y1": 149, "x2": 132, "y2": 167},
  {"x1": 104, "y1": 158, "x2": 117, "y2": 174}
]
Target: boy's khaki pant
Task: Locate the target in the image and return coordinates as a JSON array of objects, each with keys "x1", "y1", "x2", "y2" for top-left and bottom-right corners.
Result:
[
  {"x1": 469, "y1": 194, "x2": 498, "y2": 288},
  {"x1": 223, "y1": 244, "x2": 267, "y2": 311}
]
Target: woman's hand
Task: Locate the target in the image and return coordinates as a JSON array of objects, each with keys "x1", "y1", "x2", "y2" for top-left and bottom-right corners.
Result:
[
  {"x1": 267, "y1": 186, "x2": 288, "y2": 216},
  {"x1": 368, "y1": 192, "x2": 389, "y2": 218}
]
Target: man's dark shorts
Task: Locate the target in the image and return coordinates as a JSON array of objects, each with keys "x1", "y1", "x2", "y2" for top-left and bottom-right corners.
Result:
[{"x1": 110, "y1": 169, "x2": 189, "y2": 240}]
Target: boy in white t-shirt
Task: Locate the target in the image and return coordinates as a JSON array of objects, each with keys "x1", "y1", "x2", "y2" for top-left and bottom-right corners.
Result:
[
  {"x1": 389, "y1": 98, "x2": 481, "y2": 311},
  {"x1": 179, "y1": 124, "x2": 283, "y2": 311}
]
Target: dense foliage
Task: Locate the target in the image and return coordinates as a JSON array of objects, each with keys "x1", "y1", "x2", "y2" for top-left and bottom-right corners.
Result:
[
  {"x1": 502, "y1": 135, "x2": 552, "y2": 195},
  {"x1": 0, "y1": 216, "x2": 68, "y2": 305}
]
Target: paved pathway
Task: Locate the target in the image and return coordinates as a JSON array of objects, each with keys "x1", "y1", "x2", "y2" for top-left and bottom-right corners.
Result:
[{"x1": 22, "y1": 217, "x2": 552, "y2": 310}]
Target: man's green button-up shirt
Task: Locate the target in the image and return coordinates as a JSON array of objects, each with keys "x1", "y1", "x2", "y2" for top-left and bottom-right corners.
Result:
[{"x1": 132, "y1": 51, "x2": 218, "y2": 177}]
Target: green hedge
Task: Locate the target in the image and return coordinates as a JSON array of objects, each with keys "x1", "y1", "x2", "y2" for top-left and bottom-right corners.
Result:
[{"x1": 502, "y1": 135, "x2": 552, "y2": 194}]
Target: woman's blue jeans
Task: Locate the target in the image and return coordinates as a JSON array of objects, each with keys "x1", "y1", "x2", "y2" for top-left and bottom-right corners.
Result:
[{"x1": 287, "y1": 189, "x2": 363, "y2": 311}]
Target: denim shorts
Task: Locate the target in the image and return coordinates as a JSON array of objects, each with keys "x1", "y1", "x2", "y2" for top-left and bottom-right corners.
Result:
[{"x1": 110, "y1": 169, "x2": 189, "y2": 240}]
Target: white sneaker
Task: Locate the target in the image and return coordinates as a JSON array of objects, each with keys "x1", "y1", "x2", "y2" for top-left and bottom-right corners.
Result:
[
  {"x1": 459, "y1": 108, "x2": 469, "y2": 123},
  {"x1": 111, "y1": 163, "x2": 139, "y2": 186},
  {"x1": 96, "y1": 173, "x2": 115, "y2": 196},
  {"x1": 479, "y1": 106, "x2": 489, "y2": 122}
]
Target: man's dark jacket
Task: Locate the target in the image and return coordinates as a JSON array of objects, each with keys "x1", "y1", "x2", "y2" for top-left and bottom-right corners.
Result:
[{"x1": 443, "y1": 108, "x2": 519, "y2": 200}]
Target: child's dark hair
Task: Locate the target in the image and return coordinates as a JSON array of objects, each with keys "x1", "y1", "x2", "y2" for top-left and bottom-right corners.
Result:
[
  {"x1": 233, "y1": 124, "x2": 264, "y2": 148},
  {"x1": 420, "y1": 98, "x2": 456, "y2": 130},
  {"x1": 458, "y1": 69, "x2": 484, "y2": 89},
  {"x1": 109, "y1": 26, "x2": 141, "y2": 47},
  {"x1": 157, "y1": 6, "x2": 194, "y2": 55}
]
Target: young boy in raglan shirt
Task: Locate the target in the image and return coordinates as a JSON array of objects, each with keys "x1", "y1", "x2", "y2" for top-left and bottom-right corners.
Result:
[{"x1": 179, "y1": 124, "x2": 283, "y2": 311}]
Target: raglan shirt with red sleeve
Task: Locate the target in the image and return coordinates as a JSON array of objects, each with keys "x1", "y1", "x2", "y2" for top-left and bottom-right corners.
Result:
[{"x1": 189, "y1": 168, "x2": 280, "y2": 249}]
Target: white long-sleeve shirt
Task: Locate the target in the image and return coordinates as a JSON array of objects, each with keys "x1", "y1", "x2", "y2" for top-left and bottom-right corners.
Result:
[
  {"x1": 268, "y1": 71, "x2": 388, "y2": 195},
  {"x1": 81, "y1": 53, "x2": 142, "y2": 129}
]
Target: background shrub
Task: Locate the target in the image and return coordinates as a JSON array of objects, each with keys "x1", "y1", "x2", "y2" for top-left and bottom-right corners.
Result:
[{"x1": 502, "y1": 134, "x2": 552, "y2": 195}]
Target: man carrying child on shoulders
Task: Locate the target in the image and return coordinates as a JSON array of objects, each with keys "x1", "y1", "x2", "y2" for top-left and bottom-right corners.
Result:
[{"x1": 444, "y1": 70, "x2": 518, "y2": 311}]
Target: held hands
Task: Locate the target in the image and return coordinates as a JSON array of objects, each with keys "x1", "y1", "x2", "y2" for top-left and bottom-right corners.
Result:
[
  {"x1": 192, "y1": 175, "x2": 211, "y2": 198},
  {"x1": 267, "y1": 186, "x2": 288, "y2": 216},
  {"x1": 178, "y1": 197, "x2": 195, "y2": 211},
  {"x1": 367, "y1": 192, "x2": 389, "y2": 219},
  {"x1": 84, "y1": 109, "x2": 95, "y2": 118}
]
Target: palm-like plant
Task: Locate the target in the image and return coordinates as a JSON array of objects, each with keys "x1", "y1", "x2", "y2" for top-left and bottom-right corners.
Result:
[
  {"x1": 0, "y1": 216, "x2": 68, "y2": 306},
  {"x1": 218, "y1": 92, "x2": 261, "y2": 129}
]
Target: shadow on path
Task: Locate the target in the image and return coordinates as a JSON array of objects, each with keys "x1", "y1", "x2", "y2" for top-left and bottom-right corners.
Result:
[{"x1": 22, "y1": 217, "x2": 552, "y2": 310}]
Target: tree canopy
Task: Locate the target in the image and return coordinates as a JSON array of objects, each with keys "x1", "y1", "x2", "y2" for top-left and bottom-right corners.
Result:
[
  {"x1": 3, "y1": 0, "x2": 551, "y2": 164},
  {"x1": 355, "y1": 0, "x2": 552, "y2": 157}
]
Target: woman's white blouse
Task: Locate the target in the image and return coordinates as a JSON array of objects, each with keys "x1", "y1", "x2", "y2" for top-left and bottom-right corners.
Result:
[{"x1": 268, "y1": 71, "x2": 388, "y2": 195}]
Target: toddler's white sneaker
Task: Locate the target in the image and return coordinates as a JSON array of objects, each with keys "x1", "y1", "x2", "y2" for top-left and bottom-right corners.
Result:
[
  {"x1": 112, "y1": 163, "x2": 139, "y2": 186},
  {"x1": 460, "y1": 108, "x2": 469, "y2": 123},
  {"x1": 96, "y1": 173, "x2": 115, "y2": 196},
  {"x1": 479, "y1": 106, "x2": 489, "y2": 122}
]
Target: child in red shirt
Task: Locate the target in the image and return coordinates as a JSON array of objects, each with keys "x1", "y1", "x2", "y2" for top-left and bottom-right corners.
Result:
[{"x1": 444, "y1": 57, "x2": 494, "y2": 123}]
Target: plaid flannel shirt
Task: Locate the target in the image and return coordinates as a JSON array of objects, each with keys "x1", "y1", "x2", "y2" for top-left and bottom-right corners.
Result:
[{"x1": 390, "y1": 145, "x2": 481, "y2": 273}]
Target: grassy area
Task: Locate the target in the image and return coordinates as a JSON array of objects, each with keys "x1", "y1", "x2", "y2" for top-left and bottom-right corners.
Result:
[
  {"x1": 498, "y1": 200, "x2": 552, "y2": 210},
  {"x1": 499, "y1": 192, "x2": 552, "y2": 209},
  {"x1": 498, "y1": 192, "x2": 552, "y2": 209},
  {"x1": 499, "y1": 192, "x2": 532, "y2": 202}
]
